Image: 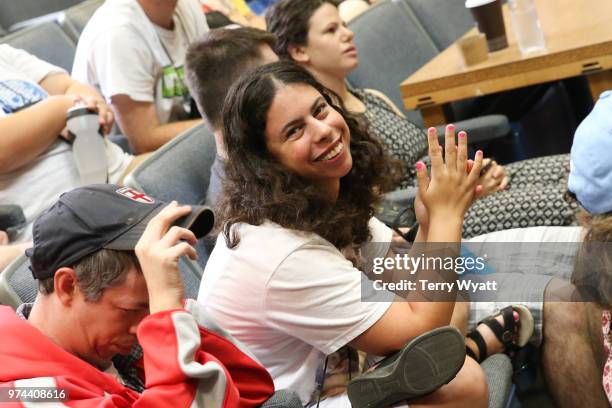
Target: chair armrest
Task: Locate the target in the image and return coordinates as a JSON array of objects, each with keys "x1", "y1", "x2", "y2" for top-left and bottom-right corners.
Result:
[
  {"x1": 261, "y1": 390, "x2": 303, "y2": 408},
  {"x1": 481, "y1": 354, "x2": 514, "y2": 408},
  {"x1": 8, "y1": 12, "x2": 64, "y2": 32},
  {"x1": 435, "y1": 114, "x2": 511, "y2": 144},
  {"x1": 377, "y1": 188, "x2": 418, "y2": 228}
]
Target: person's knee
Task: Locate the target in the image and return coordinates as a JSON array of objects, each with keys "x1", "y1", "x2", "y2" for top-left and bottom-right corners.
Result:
[
  {"x1": 414, "y1": 357, "x2": 488, "y2": 408},
  {"x1": 454, "y1": 357, "x2": 488, "y2": 408}
]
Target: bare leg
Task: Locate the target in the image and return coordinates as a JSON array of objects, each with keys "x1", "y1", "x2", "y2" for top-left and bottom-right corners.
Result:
[
  {"x1": 541, "y1": 298, "x2": 607, "y2": 407},
  {"x1": 450, "y1": 301, "x2": 469, "y2": 335},
  {"x1": 411, "y1": 357, "x2": 488, "y2": 408},
  {"x1": 586, "y1": 302, "x2": 606, "y2": 373}
]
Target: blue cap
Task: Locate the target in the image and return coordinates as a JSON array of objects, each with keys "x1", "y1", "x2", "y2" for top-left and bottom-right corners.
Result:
[{"x1": 568, "y1": 90, "x2": 612, "y2": 214}]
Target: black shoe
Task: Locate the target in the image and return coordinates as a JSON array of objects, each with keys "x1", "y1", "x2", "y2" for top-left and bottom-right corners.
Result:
[{"x1": 347, "y1": 326, "x2": 466, "y2": 408}]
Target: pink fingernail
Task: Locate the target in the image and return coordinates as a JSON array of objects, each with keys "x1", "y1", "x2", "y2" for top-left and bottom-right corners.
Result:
[
  {"x1": 458, "y1": 131, "x2": 466, "y2": 138},
  {"x1": 415, "y1": 162, "x2": 424, "y2": 170},
  {"x1": 428, "y1": 127, "x2": 436, "y2": 134},
  {"x1": 476, "y1": 150, "x2": 483, "y2": 156},
  {"x1": 513, "y1": 311, "x2": 519, "y2": 322},
  {"x1": 446, "y1": 124, "x2": 455, "y2": 131}
]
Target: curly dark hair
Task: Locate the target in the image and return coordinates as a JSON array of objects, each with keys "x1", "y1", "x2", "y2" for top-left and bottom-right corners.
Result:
[
  {"x1": 219, "y1": 61, "x2": 402, "y2": 249},
  {"x1": 265, "y1": 0, "x2": 338, "y2": 58}
]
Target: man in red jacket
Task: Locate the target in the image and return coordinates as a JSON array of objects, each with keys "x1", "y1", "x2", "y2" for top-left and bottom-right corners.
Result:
[{"x1": 0, "y1": 184, "x2": 274, "y2": 407}]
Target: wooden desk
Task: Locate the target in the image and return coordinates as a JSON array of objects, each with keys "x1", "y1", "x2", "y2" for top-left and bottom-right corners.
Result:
[{"x1": 400, "y1": 0, "x2": 612, "y2": 127}]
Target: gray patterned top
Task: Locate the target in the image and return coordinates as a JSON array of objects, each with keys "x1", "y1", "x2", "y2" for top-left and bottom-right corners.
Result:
[{"x1": 352, "y1": 88, "x2": 429, "y2": 187}]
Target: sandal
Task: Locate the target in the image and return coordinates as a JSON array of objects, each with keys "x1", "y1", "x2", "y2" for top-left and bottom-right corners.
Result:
[
  {"x1": 347, "y1": 326, "x2": 465, "y2": 408},
  {"x1": 466, "y1": 305, "x2": 534, "y2": 363}
]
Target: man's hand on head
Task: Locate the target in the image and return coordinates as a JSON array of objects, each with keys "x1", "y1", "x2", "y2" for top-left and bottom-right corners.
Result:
[{"x1": 135, "y1": 202, "x2": 197, "y2": 314}]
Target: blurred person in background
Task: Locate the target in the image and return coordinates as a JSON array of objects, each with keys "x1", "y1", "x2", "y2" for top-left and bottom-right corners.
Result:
[{"x1": 73, "y1": 0, "x2": 209, "y2": 153}]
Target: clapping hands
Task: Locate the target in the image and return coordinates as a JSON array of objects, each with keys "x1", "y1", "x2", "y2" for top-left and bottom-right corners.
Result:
[{"x1": 413, "y1": 125, "x2": 483, "y2": 240}]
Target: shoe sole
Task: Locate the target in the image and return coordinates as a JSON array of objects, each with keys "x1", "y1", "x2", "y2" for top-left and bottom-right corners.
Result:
[{"x1": 347, "y1": 326, "x2": 466, "y2": 408}]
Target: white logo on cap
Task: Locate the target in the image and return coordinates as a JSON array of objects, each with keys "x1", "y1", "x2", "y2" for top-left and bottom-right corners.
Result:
[{"x1": 116, "y1": 187, "x2": 155, "y2": 204}]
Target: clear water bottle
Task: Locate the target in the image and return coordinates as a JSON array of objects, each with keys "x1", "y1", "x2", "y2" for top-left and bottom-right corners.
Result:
[
  {"x1": 66, "y1": 105, "x2": 108, "y2": 185},
  {"x1": 508, "y1": 0, "x2": 546, "y2": 55}
]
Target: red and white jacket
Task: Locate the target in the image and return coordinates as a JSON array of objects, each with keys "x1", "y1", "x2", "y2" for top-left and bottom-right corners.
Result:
[{"x1": 0, "y1": 300, "x2": 274, "y2": 407}]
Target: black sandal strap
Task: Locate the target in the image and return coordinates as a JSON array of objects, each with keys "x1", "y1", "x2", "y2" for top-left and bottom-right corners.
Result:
[
  {"x1": 466, "y1": 329, "x2": 488, "y2": 363},
  {"x1": 478, "y1": 306, "x2": 517, "y2": 351},
  {"x1": 465, "y1": 346, "x2": 478, "y2": 361},
  {"x1": 499, "y1": 306, "x2": 518, "y2": 350}
]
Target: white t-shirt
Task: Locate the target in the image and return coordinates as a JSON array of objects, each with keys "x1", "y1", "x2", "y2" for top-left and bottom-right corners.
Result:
[
  {"x1": 198, "y1": 217, "x2": 394, "y2": 405},
  {"x1": 0, "y1": 45, "x2": 132, "y2": 242},
  {"x1": 72, "y1": 0, "x2": 208, "y2": 125}
]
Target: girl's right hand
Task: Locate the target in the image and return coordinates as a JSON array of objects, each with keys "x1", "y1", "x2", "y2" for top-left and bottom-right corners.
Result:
[
  {"x1": 478, "y1": 158, "x2": 508, "y2": 197},
  {"x1": 415, "y1": 125, "x2": 483, "y2": 222}
]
